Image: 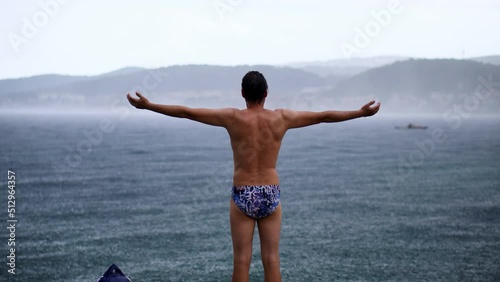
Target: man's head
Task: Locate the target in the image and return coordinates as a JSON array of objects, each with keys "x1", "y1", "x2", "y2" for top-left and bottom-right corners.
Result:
[{"x1": 241, "y1": 71, "x2": 268, "y2": 104}]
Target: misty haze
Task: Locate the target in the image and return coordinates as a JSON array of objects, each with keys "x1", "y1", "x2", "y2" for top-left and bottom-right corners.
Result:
[{"x1": 2, "y1": 56, "x2": 500, "y2": 116}]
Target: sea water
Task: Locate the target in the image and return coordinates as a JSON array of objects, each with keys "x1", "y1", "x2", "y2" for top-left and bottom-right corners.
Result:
[{"x1": 0, "y1": 113, "x2": 499, "y2": 281}]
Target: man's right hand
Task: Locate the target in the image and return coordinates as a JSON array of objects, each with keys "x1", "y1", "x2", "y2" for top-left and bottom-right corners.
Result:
[
  {"x1": 127, "y1": 92, "x2": 150, "y2": 109},
  {"x1": 360, "y1": 100, "x2": 381, "y2": 117}
]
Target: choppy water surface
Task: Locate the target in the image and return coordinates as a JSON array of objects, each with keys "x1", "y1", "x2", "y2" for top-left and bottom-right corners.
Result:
[{"x1": 1, "y1": 114, "x2": 499, "y2": 281}]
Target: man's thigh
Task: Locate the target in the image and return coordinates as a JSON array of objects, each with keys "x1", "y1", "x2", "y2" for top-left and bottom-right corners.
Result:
[
  {"x1": 257, "y1": 203, "x2": 282, "y2": 254},
  {"x1": 230, "y1": 199, "x2": 256, "y2": 255}
]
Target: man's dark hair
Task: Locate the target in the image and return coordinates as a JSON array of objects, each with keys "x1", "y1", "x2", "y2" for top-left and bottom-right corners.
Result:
[{"x1": 241, "y1": 71, "x2": 268, "y2": 103}]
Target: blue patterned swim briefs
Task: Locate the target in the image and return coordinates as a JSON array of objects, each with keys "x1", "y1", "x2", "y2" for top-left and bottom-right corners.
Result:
[{"x1": 231, "y1": 184, "x2": 280, "y2": 219}]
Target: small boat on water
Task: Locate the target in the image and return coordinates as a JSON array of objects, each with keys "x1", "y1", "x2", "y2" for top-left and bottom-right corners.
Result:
[{"x1": 395, "y1": 123, "x2": 428, "y2": 130}]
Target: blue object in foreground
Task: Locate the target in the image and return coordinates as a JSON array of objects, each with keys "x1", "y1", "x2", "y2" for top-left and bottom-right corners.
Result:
[{"x1": 97, "y1": 264, "x2": 132, "y2": 282}]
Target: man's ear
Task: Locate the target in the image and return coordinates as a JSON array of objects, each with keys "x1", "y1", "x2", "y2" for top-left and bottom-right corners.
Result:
[
  {"x1": 241, "y1": 89, "x2": 244, "y2": 98},
  {"x1": 264, "y1": 90, "x2": 268, "y2": 98}
]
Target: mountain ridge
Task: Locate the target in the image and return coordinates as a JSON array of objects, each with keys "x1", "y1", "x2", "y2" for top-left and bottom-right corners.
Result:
[{"x1": 1, "y1": 58, "x2": 499, "y2": 114}]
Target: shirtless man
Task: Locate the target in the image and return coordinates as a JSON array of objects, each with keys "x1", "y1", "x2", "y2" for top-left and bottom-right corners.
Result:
[{"x1": 127, "y1": 71, "x2": 380, "y2": 282}]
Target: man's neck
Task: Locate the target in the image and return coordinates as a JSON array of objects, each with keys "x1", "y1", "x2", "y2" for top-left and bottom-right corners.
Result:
[{"x1": 246, "y1": 101, "x2": 265, "y2": 110}]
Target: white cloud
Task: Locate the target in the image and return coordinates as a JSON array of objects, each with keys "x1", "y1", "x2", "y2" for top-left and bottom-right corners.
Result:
[{"x1": 1, "y1": 0, "x2": 498, "y2": 79}]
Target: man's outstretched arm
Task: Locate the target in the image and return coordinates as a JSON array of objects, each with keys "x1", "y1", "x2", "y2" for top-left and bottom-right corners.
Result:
[
  {"x1": 127, "y1": 92, "x2": 235, "y2": 127},
  {"x1": 278, "y1": 100, "x2": 381, "y2": 129}
]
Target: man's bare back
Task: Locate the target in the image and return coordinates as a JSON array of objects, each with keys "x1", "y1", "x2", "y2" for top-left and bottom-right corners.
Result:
[
  {"x1": 126, "y1": 71, "x2": 380, "y2": 282},
  {"x1": 228, "y1": 107, "x2": 285, "y2": 186}
]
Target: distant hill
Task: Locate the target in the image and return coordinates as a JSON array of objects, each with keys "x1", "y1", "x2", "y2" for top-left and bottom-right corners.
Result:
[
  {"x1": 1, "y1": 59, "x2": 499, "y2": 114},
  {"x1": 285, "y1": 56, "x2": 409, "y2": 77},
  {"x1": 334, "y1": 59, "x2": 500, "y2": 95},
  {"x1": 0, "y1": 65, "x2": 326, "y2": 109},
  {"x1": 471, "y1": 55, "x2": 500, "y2": 66},
  {"x1": 0, "y1": 74, "x2": 90, "y2": 95},
  {"x1": 78, "y1": 65, "x2": 321, "y2": 94},
  {"x1": 286, "y1": 55, "x2": 500, "y2": 77},
  {"x1": 330, "y1": 59, "x2": 500, "y2": 113}
]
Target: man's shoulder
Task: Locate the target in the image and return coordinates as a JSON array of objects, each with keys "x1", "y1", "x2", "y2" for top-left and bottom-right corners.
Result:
[
  {"x1": 217, "y1": 107, "x2": 238, "y2": 115},
  {"x1": 230, "y1": 108, "x2": 288, "y2": 119},
  {"x1": 271, "y1": 108, "x2": 287, "y2": 114},
  {"x1": 273, "y1": 108, "x2": 295, "y2": 118}
]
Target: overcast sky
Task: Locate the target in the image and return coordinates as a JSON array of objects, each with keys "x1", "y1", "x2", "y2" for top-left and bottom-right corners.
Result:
[{"x1": 1, "y1": 0, "x2": 499, "y2": 79}]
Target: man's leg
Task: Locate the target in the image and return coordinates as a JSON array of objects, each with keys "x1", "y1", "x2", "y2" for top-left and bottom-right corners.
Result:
[
  {"x1": 257, "y1": 203, "x2": 282, "y2": 282},
  {"x1": 230, "y1": 199, "x2": 256, "y2": 282}
]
